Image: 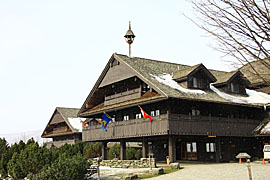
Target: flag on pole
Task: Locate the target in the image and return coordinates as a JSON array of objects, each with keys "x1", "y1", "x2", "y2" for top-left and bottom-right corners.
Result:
[
  {"x1": 102, "y1": 113, "x2": 112, "y2": 132},
  {"x1": 138, "y1": 105, "x2": 153, "y2": 122}
]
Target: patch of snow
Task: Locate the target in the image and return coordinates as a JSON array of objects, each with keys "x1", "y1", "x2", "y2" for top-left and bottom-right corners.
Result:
[
  {"x1": 67, "y1": 118, "x2": 86, "y2": 132},
  {"x1": 151, "y1": 73, "x2": 206, "y2": 94},
  {"x1": 253, "y1": 123, "x2": 264, "y2": 132},
  {"x1": 261, "y1": 122, "x2": 270, "y2": 134},
  {"x1": 210, "y1": 84, "x2": 270, "y2": 105}
]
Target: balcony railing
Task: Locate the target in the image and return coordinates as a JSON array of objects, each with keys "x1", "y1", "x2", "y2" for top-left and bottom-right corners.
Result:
[
  {"x1": 104, "y1": 88, "x2": 141, "y2": 106},
  {"x1": 82, "y1": 113, "x2": 261, "y2": 141},
  {"x1": 168, "y1": 113, "x2": 261, "y2": 137},
  {"x1": 82, "y1": 114, "x2": 169, "y2": 141}
]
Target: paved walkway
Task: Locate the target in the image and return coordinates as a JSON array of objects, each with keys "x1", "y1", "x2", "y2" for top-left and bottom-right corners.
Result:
[{"x1": 145, "y1": 162, "x2": 270, "y2": 180}]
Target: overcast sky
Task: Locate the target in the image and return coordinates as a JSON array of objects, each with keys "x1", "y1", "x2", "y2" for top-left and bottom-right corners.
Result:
[{"x1": 0, "y1": 1, "x2": 232, "y2": 136}]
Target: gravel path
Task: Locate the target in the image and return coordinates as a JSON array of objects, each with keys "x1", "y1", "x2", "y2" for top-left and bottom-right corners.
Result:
[{"x1": 145, "y1": 162, "x2": 270, "y2": 180}]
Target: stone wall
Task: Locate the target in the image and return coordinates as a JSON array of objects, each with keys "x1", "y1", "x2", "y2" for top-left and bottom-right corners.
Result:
[{"x1": 92, "y1": 158, "x2": 156, "y2": 168}]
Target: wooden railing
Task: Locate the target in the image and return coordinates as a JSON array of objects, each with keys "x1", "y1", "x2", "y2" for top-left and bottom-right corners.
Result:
[
  {"x1": 82, "y1": 114, "x2": 169, "y2": 141},
  {"x1": 169, "y1": 113, "x2": 261, "y2": 137},
  {"x1": 82, "y1": 113, "x2": 261, "y2": 141},
  {"x1": 104, "y1": 88, "x2": 141, "y2": 106}
]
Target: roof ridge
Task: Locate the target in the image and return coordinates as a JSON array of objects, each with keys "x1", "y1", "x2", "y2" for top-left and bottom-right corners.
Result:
[
  {"x1": 56, "y1": 107, "x2": 80, "y2": 110},
  {"x1": 114, "y1": 53, "x2": 191, "y2": 67}
]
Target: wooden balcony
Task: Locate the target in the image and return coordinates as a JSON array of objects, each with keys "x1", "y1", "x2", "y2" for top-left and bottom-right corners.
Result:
[
  {"x1": 169, "y1": 114, "x2": 261, "y2": 137},
  {"x1": 82, "y1": 114, "x2": 169, "y2": 141},
  {"x1": 82, "y1": 113, "x2": 261, "y2": 142},
  {"x1": 104, "y1": 88, "x2": 141, "y2": 106}
]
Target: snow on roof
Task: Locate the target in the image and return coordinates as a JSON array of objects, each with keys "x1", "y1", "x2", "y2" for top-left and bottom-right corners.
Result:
[
  {"x1": 150, "y1": 73, "x2": 270, "y2": 105},
  {"x1": 67, "y1": 117, "x2": 86, "y2": 132},
  {"x1": 151, "y1": 73, "x2": 206, "y2": 94},
  {"x1": 210, "y1": 84, "x2": 270, "y2": 105},
  {"x1": 260, "y1": 122, "x2": 270, "y2": 134}
]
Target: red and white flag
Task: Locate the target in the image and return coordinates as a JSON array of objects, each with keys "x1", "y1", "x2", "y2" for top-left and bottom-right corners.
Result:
[{"x1": 139, "y1": 105, "x2": 153, "y2": 122}]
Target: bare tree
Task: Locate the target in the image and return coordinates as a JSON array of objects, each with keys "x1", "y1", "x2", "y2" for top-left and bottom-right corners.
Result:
[{"x1": 188, "y1": 0, "x2": 270, "y2": 84}]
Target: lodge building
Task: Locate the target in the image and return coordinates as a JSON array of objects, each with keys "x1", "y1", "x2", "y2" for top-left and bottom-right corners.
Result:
[
  {"x1": 77, "y1": 53, "x2": 270, "y2": 163},
  {"x1": 42, "y1": 24, "x2": 270, "y2": 162}
]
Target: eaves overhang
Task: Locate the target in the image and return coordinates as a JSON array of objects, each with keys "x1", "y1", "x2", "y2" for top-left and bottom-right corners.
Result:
[{"x1": 79, "y1": 96, "x2": 168, "y2": 117}]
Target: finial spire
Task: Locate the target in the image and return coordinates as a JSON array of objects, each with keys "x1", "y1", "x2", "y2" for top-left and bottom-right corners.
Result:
[{"x1": 124, "y1": 21, "x2": 136, "y2": 57}]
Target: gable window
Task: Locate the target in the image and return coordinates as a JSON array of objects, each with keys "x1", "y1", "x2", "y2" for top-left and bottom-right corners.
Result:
[
  {"x1": 206, "y1": 143, "x2": 216, "y2": 152},
  {"x1": 123, "y1": 115, "x2": 129, "y2": 121}
]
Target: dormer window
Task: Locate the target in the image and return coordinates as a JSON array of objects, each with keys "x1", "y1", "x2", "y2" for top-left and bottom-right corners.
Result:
[
  {"x1": 189, "y1": 76, "x2": 208, "y2": 89},
  {"x1": 230, "y1": 82, "x2": 240, "y2": 93},
  {"x1": 173, "y1": 64, "x2": 216, "y2": 91}
]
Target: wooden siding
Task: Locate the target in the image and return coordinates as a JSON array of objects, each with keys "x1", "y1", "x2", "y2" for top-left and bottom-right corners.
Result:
[
  {"x1": 82, "y1": 114, "x2": 169, "y2": 141},
  {"x1": 50, "y1": 113, "x2": 65, "y2": 124},
  {"x1": 169, "y1": 114, "x2": 261, "y2": 136},
  {"x1": 99, "y1": 61, "x2": 135, "y2": 88},
  {"x1": 105, "y1": 88, "x2": 141, "y2": 106}
]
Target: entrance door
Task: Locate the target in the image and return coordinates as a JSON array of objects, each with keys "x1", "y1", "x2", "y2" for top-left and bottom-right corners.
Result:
[{"x1": 181, "y1": 142, "x2": 198, "y2": 160}]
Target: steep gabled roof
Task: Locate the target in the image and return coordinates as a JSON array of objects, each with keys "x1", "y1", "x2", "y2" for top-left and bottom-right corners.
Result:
[
  {"x1": 79, "y1": 54, "x2": 270, "y2": 117},
  {"x1": 42, "y1": 107, "x2": 84, "y2": 138}
]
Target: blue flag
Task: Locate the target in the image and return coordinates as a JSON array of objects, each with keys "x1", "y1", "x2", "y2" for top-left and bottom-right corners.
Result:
[{"x1": 102, "y1": 113, "x2": 111, "y2": 132}]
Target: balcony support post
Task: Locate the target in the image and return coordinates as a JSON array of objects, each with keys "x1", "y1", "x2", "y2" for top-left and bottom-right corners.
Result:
[
  {"x1": 142, "y1": 138, "x2": 148, "y2": 158},
  {"x1": 120, "y1": 140, "x2": 126, "y2": 160},
  {"x1": 168, "y1": 135, "x2": 176, "y2": 163},
  {"x1": 102, "y1": 141, "x2": 107, "y2": 160}
]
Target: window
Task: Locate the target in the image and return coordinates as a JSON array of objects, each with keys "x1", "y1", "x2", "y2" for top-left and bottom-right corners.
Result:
[
  {"x1": 192, "y1": 142, "x2": 197, "y2": 152},
  {"x1": 193, "y1": 77, "x2": 198, "y2": 88},
  {"x1": 155, "y1": 110, "x2": 160, "y2": 116},
  {"x1": 206, "y1": 143, "x2": 216, "y2": 152},
  {"x1": 123, "y1": 115, "x2": 129, "y2": 121},
  {"x1": 191, "y1": 109, "x2": 200, "y2": 116},
  {"x1": 112, "y1": 117, "x2": 115, "y2": 122},
  {"x1": 135, "y1": 113, "x2": 142, "y2": 119},
  {"x1": 150, "y1": 110, "x2": 160, "y2": 117},
  {"x1": 230, "y1": 83, "x2": 240, "y2": 93},
  {"x1": 189, "y1": 77, "x2": 206, "y2": 89}
]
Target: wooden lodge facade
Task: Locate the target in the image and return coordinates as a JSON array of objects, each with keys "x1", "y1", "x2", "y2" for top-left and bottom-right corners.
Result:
[
  {"x1": 42, "y1": 107, "x2": 83, "y2": 147},
  {"x1": 77, "y1": 53, "x2": 270, "y2": 162}
]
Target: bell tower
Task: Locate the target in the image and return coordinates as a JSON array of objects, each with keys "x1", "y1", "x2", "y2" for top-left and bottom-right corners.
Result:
[{"x1": 124, "y1": 21, "x2": 136, "y2": 57}]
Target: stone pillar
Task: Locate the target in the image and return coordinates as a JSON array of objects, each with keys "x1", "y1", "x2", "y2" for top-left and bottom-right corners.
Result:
[
  {"x1": 120, "y1": 140, "x2": 126, "y2": 160},
  {"x1": 168, "y1": 136, "x2": 176, "y2": 163},
  {"x1": 142, "y1": 139, "x2": 148, "y2": 158},
  {"x1": 215, "y1": 137, "x2": 221, "y2": 163},
  {"x1": 102, "y1": 141, "x2": 107, "y2": 160}
]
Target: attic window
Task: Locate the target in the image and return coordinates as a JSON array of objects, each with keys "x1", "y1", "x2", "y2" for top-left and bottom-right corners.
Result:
[{"x1": 111, "y1": 60, "x2": 120, "y2": 68}]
